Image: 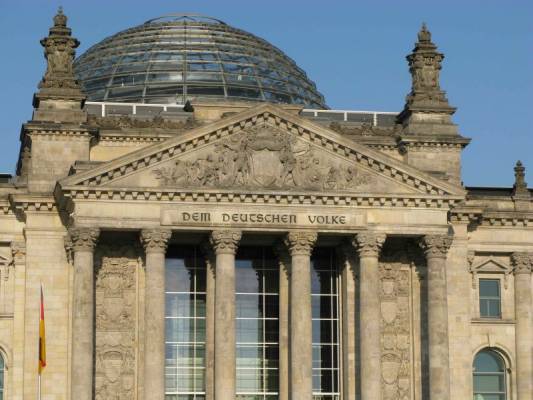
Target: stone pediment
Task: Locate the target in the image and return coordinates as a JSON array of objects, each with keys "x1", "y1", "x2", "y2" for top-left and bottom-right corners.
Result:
[{"x1": 59, "y1": 104, "x2": 465, "y2": 201}]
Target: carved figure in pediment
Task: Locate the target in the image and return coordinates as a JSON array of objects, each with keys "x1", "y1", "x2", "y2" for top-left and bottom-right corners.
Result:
[{"x1": 153, "y1": 124, "x2": 375, "y2": 191}]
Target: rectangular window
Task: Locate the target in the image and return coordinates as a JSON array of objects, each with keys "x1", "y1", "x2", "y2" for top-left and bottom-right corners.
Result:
[
  {"x1": 235, "y1": 247, "x2": 279, "y2": 400},
  {"x1": 479, "y1": 279, "x2": 501, "y2": 318},
  {"x1": 165, "y1": 246, "x2": 206, "y2": 399},
  {"x1": 311, "y1": 248, "x2": 340, "y2": 400}
]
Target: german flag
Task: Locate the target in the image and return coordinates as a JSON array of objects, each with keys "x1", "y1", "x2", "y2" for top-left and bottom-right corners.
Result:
[{"x1": 38, "y1": 285, "x2": 46, "y2": 374}]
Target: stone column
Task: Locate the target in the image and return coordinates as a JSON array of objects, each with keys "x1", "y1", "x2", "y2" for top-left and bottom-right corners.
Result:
[
  {"x1": 353, "y1": 232, "x2": 386, "y2": 400},
  {"x1": 140, "y1": 229, "x2": 172, "y2": 400},
  {"x1": 202, "y1": 244, "x2": 216, "y2": 400},
  {"x1": 511, "y1": 253, "x2": 532, "y2": 400},
  {"x1": 419, "y1": 234, "x2": 452, "y2": 400},
  {"x1": 274, "y1": 243, "x2": 291, "y2": 400},
  {"x1": 209, "y1": 230, "x2": 242, "y2": 400},
  {"x1": 284, "y1": 231, "x2": 317, "y2": 400},
  {"x1": 339, "y1": 244, "x2": 357, "y2": 400},
  {"x1": 70, "y1": 228, "x2": 99, "y2": 400}
]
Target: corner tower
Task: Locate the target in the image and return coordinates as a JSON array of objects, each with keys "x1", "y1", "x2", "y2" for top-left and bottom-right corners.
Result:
[{"x1": 397, "y1": 24, "x2": 470, "y2": 184}]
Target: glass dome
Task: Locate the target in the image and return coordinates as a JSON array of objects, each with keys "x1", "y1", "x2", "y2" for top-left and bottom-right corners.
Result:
[{"x1": 74, "y1": 14, "x2": 327, "y2": 108}]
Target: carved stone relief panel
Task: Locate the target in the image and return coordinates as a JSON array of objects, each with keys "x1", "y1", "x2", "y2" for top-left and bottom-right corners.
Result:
[
  {"x1": 152, "y1": 123, "x2": 375, "y2": 191},
  {"x1": 95, "y1": 245, "x2": 140, "y2": 400},
  {"x1": 380, "y1": 243, "x2": 414, "y2": 400},
  {"x1": 0, "y1": 246, "x2": 14, "y2": 314}
]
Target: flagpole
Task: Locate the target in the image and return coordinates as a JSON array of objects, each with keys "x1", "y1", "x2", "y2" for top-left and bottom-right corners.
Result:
[{"x1": 38, "y1": 373, "x2": 41, "y2": 400}]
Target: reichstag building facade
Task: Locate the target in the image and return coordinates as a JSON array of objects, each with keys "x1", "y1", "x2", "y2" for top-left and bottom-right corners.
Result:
[{"x1": 0, "y1": 9, "x2": 531, "y2": 400}]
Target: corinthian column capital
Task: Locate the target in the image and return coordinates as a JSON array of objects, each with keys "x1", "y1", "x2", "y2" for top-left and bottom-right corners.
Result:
[
  {"x1": 511, "y1": 252, "x2": 533, "y2": 275},
  {"x1": 209, "y1": 230, "x2": 242, "y2": 255},
  {"x1": 419, "y1": 234, "x2": 453, "y2": 259},
  {"x1": 284, "y1": 231, "x2": 317, "y2": 256},
  {"x1": 140, "y1": 229, "x2": 172, "y2": 253},
  {"x1": 353, "y1": 232, "x2": 386, "y2": 257},
  {"x1": 69, "y1": 228, "x2": 100, "y2": 252}
]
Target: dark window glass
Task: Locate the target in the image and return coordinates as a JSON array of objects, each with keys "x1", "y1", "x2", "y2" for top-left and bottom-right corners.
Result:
[
  {"x1": 479, "y1": 279, "x2": 501, "y2": 318},
  {"x1": 473, "y1": 350, "x2": 506, "y2": 400}
]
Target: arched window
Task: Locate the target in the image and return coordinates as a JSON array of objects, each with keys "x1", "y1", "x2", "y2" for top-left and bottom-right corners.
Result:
[
  {"x1": 473, "y1": 349, "x2": 506, "y2": 400},
  {"x1": 0, "y1": 353, "x2": 4, "y2": 400}
]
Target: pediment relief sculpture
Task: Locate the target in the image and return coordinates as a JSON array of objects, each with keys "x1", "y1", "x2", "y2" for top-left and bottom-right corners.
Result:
[{"x1": 151, "y1": 124, "x2": 375, "y2": 191}]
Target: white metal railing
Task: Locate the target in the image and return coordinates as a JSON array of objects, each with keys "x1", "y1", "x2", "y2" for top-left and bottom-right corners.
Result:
[{"x1": 85, "y1": 101, "x2": 398, "y2": 126}]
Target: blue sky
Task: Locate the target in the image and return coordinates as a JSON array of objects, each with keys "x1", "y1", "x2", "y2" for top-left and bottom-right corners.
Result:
[{"x1": 0, "y1": 0, "x2": 531, "y2": 187}]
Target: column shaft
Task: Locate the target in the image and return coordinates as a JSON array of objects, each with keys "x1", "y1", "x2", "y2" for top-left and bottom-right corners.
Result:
[
  {"x1": 210, "y1": 230, "x2": 241, "y2": 400},
  {"x1": 70, "y1": 228, "x2": 99, "y2": 400},
  {"x1": 205, "y1": 253, "x2": 216, "y2": 400},
  {"x1": 354, "y1": 232, "x2": 385, "y2": 400},
  {"x1": 341, "y1": 247, "x2": 357, "y2": 400},
  {"x1": 285, "y1": 231, "x2": 317, "y2": 400},
  {"x1": 141, "y1": 229, "x2": 171, "y2": 400},
  {"x1": 420, "y1": 235, "x2": 452, "y2": 400},
  {"x1": 278, "y1": 255, "x2": 290, "y2": 400},
  {"x1": 512, "y1": 253, "x2": 532, "y2": 400}
]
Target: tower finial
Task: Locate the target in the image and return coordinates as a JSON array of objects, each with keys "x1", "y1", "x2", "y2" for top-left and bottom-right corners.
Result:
[
  {"x1": 32, "y1": 9, "x2": 86, "y2": 122},
  {"x1": 397, "y1": 23, "x2": 456, "y2": 132},
  {"x1": 54, "y1": 6, "x2": 67, "y2": 27},
  {"x1": 418, "y1": 22, "x2": 431, "y2": 43}
]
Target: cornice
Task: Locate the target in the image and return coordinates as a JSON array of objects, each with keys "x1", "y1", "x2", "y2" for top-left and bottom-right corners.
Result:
[
  {"x1": 479, "y1": 211, "x2": 533, "y2": 228},
  {"x1": 59, "y1": 186, "x2": 460, "y2": 209},
  {"x1": 9, "y1": 194, "x2": 57, "y2": 214}
]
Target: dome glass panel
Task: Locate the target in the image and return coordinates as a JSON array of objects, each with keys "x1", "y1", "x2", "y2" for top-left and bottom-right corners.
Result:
[{"x1": 74, "y1": 14, "x2": 327, "y2": 108}]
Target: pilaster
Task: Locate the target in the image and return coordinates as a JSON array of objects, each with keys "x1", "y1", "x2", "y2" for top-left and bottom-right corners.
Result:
[
  {"x1": 419, "y1": 234, "x2": 452, "y2": 400},
  {"x1": 511, "y1": 252, "x2": 532, "y2": 400}
]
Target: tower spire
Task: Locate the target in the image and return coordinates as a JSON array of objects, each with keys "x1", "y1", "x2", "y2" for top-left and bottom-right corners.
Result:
[
  {"x1": 513, "y1": 160, "x2": 528, "y2": 196},
  {"x1": 396, "y1": 23, "x2": 458, "y2": 135},
  {"x1": 32, "y1": 7, "x2": 86, "y2": 122}
]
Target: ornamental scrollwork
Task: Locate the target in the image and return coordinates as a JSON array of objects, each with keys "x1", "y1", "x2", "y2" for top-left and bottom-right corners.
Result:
[
  {"x1": 284, "y1": 231, "x2": 317, "y2": 256},
  {"x1": 353, "y1": 232, "x2": 386, "y2": 257},
  {"x1": 11, "y1": 241, "x2": 26, "y2": 265},
  {"x1": 511, "y1": 252, "x2": 533, "y2": 275},
  {"x1": 140, "y1": 229, "x2": 172, "y2": 253},
  {"x1": 209, "y1": 230, "x2": 242, "y2": 255},
  {"x1": 69, "y1": 228, "x2": 100, "y2": 251},
  {"x1": 418, "y1": 234, "x2": 452, "y2": 259},
  {"x1": 152, "y1": 124, "x2": 373, "y2": 191}
]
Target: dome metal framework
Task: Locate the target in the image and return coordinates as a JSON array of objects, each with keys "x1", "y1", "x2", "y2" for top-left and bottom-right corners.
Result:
[{"x1": 74, "y1": 14, "x2": 327, "y2": 108}]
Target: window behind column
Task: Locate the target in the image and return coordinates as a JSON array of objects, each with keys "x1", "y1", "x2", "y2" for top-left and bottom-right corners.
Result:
[
  {"x1": 311, "y1": 247, "x2": 340, "y2": 400},
  {"x1": 235, "y1": 246, "x2": 279, "y2": 400},
  {"x1": 165, "y1": 246, "x2": 206, "y2": 400}
]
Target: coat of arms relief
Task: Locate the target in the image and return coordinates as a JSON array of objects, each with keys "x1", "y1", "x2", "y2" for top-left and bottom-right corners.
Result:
[{"x1": 153, "y1": 124, "x2": 374, "y2": 191}]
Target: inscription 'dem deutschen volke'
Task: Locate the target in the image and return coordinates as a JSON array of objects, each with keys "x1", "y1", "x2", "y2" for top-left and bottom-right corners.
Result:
[{"x1": 182, "y1": 211, "x2": 347, "y2": 225}]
